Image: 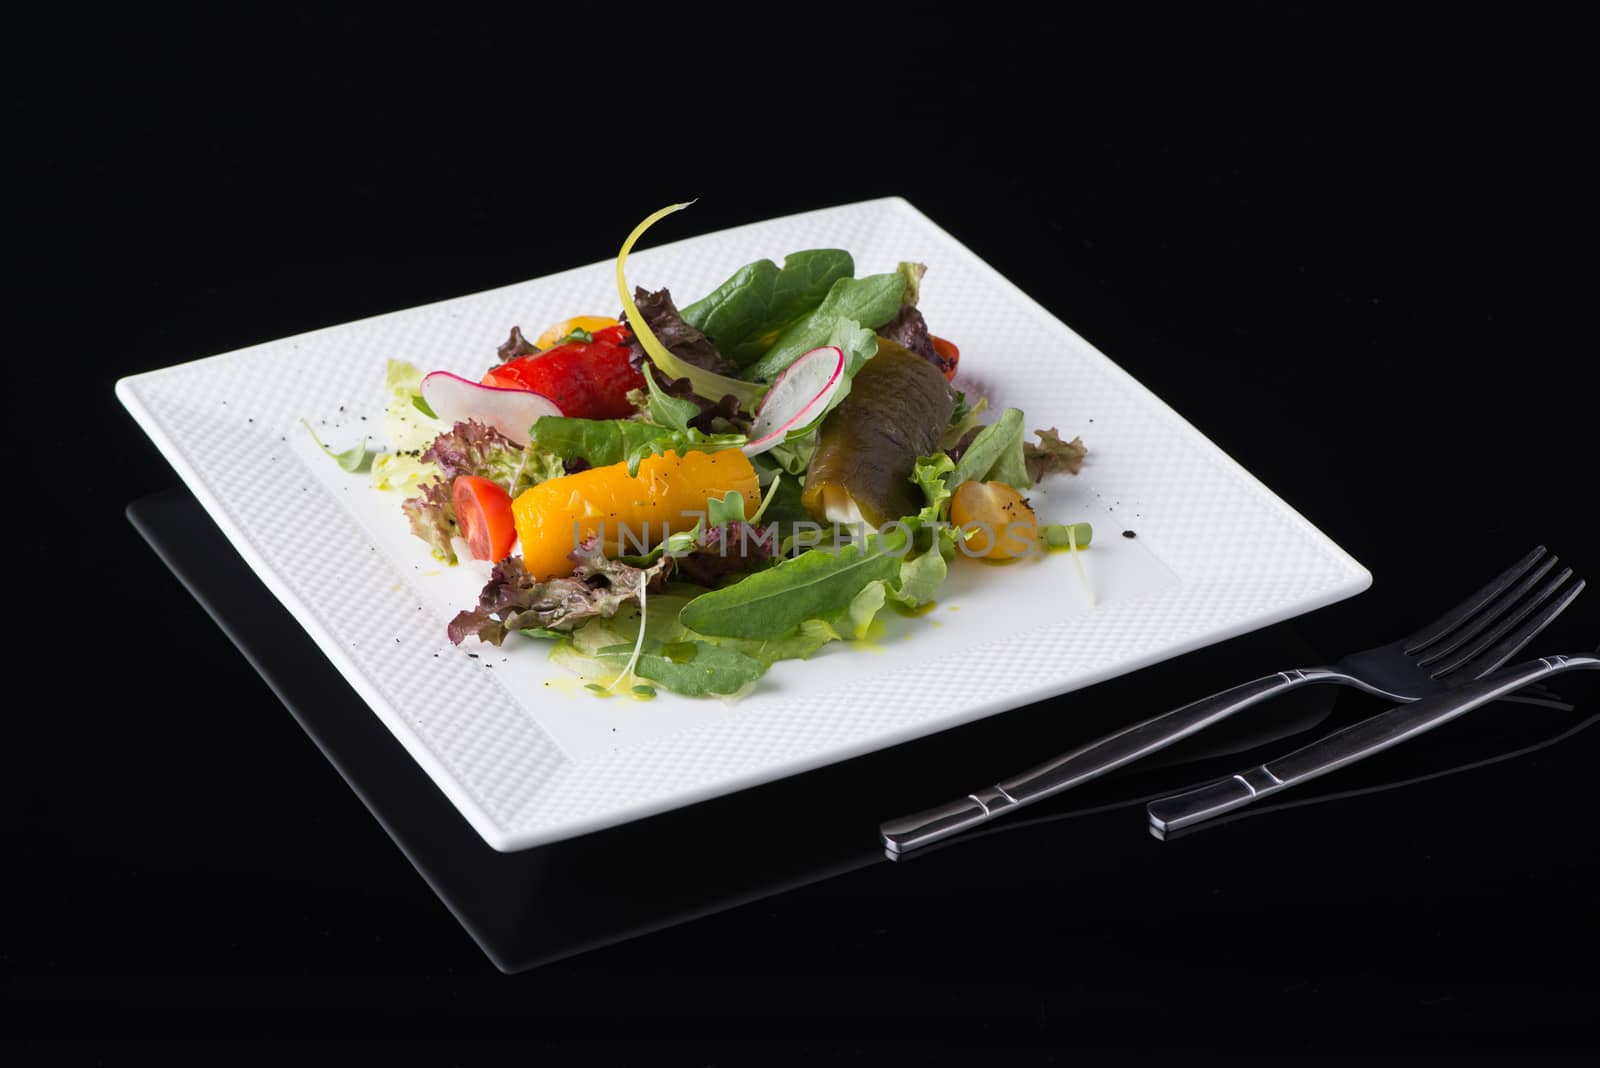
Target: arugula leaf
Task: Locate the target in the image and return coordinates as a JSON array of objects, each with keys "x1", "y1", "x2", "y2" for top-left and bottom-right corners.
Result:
[
  {"x1": 678, "y1": 528, "x2": 908, "y2": 640},
  {"x1": 623, "y1": 428, "x2": 747, "y2": 477},
  {"x1": 302, "y1": 419, "x2": 374, "y2": 473},
  {"x1": 742, "y1": 272, "x2": 908, "y2": 382},
  {"x1": 673, "y1": 617, "x2": 835, "y2": 667},
  {"x1": 640, "y1": 364, "x2": 702, "y2": 433},
  {"x1": 680, "y1": 249, "x2": 855, "y2": 365},
  {"x1": 950, "y1": 407, "x2": 1030, "y2": 489},
  {"x1": 590, "y1": 594, "x2": 833, "y2": 665}
]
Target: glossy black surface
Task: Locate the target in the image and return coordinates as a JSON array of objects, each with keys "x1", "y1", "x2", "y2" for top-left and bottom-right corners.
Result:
[{"x1": 13, "y1": 9, "x2": 1598, "y2": 1057}]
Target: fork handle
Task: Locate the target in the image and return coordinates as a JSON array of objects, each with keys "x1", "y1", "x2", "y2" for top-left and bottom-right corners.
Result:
[
  {"x1": 880, "y1": 669, "x2": 1336, "y2": 854},
  {"x1": 1146, "y1": 653, "x2": 1600, "y2": 836}
]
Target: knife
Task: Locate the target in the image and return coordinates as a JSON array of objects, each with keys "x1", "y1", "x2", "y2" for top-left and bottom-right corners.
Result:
[{"x1": 1146, "y1": 649, "x2": 1599, "y2": 837}]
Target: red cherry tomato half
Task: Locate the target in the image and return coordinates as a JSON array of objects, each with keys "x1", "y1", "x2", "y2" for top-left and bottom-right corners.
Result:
[
  {"x1": 482, "y1": 323, "x2": 644, "y2": 420},
  {"x1": 929, "y1": 335, "x2": 960, "y2": 381},
  {"x1": 451, "y1": 475, "x2": 517, "y2": 562}
]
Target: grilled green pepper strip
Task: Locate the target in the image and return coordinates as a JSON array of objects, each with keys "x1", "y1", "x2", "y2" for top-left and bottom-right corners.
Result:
[{"x1": 800, "y1": 339, "x2": 957, "y2": 530}]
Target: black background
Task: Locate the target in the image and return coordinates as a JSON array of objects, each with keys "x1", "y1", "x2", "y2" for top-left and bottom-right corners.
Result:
[{"x1": 10, "y1": 7, "x2": 1598, "y2": 1061}]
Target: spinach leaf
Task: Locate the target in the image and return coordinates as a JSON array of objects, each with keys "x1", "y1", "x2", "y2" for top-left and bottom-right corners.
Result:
[
  {"x1": 741, "y1": 272, "x2": 908, "y2": 382},
  {"x1": 681, "y1": 249, "x2": 855, "y2": 365}
]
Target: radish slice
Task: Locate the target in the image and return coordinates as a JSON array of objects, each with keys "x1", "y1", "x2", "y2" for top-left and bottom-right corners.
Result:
[
  {"x1": 742, "y1": 345, "x2": 846, "y2": 457},
  {"x1": 420, "y1": 371, "x2": 562, "y2": 446}
]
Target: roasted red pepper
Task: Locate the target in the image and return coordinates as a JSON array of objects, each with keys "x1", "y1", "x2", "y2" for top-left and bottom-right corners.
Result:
[{"x1": 481, "y1": 323, "x2": 645, "y2": 420}]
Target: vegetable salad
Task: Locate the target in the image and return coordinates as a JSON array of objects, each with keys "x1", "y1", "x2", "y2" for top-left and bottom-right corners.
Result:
[{"x1": 352, "y1": 205, "x2": 1089, "y2": 699}]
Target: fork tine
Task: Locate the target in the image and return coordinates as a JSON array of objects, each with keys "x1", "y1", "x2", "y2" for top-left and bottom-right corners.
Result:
[
  {"x1": 1404, "y1": 545, "x2": 1547, "y2": 654},
  {"x1": 1416, "y1": 555, "x2": 1559, "y2": 667},
  {"x1": 1433, "y1": 574, "x2": 1584, "y2": 681}
]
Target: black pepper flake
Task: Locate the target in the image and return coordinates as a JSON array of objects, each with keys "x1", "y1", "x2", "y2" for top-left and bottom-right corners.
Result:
[
  {"x1": 467, "y1": 653, "x2": 479, "y2": 659},
  {"x1": 1122, "y1": 530, "x2": 1137, "y2": 538}
]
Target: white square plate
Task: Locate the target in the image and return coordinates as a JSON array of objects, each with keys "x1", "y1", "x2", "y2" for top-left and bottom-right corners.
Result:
[{"x1": 117, "y1": 197, "x2": 1370, "y2": 851}]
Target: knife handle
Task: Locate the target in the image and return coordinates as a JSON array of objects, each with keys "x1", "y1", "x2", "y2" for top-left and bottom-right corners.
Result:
[
  {"x1": 880, "y1": 669, "x2": 1336, "y2": 855},
  {"x1": 1147, "y1": 653, "x2": 1599, "y2": 836}
]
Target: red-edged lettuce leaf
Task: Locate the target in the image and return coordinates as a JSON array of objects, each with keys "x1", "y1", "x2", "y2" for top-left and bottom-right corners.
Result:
[
  {"x1": 447, "y1": 538, "x2": 666, "y2": 646},
  {"x1": 672, "y1": 522, "x2": 777, "y2": 587},
  {"x1": 495, "y1": 325, "x2": 540, "y2": 363},
  {"x1": 876, "y1": 304, "x2": 942, "y2": 369},
  {"x1": 401, "y1": 477, "x2": 457, "y2": 562},
  {"x1": 1023, "y1": 427, "x2": 1088, "y2": 482},
  {"x1": 620, "y1": 287, "x2": 738, "y2": 377},
  {"x1": 403, "y1": 420, "x2": 565, "y2": 564}
]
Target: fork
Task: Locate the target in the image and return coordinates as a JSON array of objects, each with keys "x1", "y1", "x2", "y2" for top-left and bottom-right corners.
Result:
[
  {"x1": 1147, "y1": 646, "x2": 1600, "y2": 836},
  {"x1": 880, "y1": 545, "x2": 1585, "y2": 855}
]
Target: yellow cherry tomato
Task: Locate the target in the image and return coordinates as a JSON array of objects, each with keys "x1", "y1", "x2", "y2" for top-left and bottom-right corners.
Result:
[
  {"x1": 949, "y1": 480, "x2": 1038, "y2": 560},
  {"x1": 533, "y1": 315, "x2": 620, "y2": 350}
]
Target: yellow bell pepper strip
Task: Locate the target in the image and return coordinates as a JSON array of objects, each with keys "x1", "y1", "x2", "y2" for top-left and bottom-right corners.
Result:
[{"x1": 512, "y1": 449, "x2": 760, "y2": 580}]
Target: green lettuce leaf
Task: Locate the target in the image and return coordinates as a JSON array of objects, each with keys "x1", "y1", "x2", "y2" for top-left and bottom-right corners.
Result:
[{"x1": 381, "y1": 359, "x2": 444, "y2": 454}]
